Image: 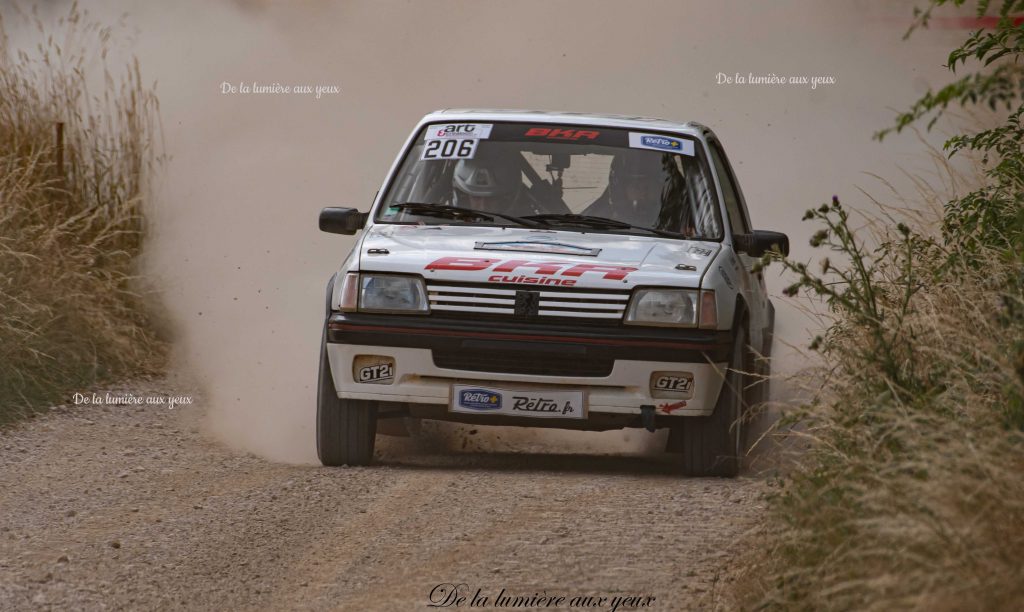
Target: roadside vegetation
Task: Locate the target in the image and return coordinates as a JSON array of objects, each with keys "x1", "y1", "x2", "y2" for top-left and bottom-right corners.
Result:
[
  {"x1": 737, "y1": 1, "x2": 1024, "y2": 609},
  {"x1": 0, "y1": 4, "x2": 163, "y2": 423}
]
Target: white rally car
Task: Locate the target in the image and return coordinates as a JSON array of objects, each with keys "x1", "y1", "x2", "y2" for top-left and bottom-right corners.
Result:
[{"x1": 317, "y1": 109, "x2": 788, "y2": 476}]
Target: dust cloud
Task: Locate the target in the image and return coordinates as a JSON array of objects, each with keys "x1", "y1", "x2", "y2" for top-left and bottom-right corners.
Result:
[{"x1": 26, "y1": 1, "x2": 965, "y2": 462}]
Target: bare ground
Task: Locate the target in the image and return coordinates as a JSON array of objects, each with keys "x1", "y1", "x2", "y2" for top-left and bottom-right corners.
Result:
[{"x1": 0, "y1": 375, "x2": 767, "y2": 611}]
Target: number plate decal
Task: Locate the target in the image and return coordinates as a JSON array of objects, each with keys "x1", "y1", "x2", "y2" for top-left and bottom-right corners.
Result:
[
  {"x1": 420, "y1": 138, "x2": 479, "y2": 161},
  {"x1": 449, "y1": 385, "x2": 587, "y2": 419}
]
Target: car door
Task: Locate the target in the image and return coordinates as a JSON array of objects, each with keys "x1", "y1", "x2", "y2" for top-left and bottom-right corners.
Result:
[{"x1": 707, "y1": 138, "x2": 767, "y2": 353}]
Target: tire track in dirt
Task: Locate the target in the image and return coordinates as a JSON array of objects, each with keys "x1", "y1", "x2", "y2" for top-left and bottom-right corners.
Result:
[{"x1": 0, "y1": 377, "x2": 765, "y2": 611}]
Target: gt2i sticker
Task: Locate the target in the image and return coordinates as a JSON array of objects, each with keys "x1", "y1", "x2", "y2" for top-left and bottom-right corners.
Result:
[
  {"x1": 425, "y1": 123, "x2": 493, "y2": 140},
  {"x1": 628, "y1": 132, "x2": 695, "y2": 156},
  {"x1": 650, "y1": 371, "x2": 694, "y2": 399},
  {"x1": 450, "y1": 384, "x2": 587, "y2": 419},
  {"x1": 420, "y1": 138, "x2": 478, "y2": 161},
  {"x1": 352, "y1": 355, "x2": 395, "y2": 385}
]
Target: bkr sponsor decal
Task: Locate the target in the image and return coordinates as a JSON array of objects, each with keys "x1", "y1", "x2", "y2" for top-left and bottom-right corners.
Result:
[
  {"x1": 628, "y1": 132, "x2": 695, "y2": 156},
  {"x1": 425, "y1": 257, "x2": 637, "y2": 286},
  {"x1": 524, "y1": 127, "x2": 600, "y2": 141}
]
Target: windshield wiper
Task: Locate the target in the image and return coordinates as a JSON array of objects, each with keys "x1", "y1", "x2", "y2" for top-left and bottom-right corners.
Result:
[
  {"x1": 522, "y1": 213, "x2": 688, "y2": 239},
  {"x1": 391, "y1": 202, "x2": 543, "y2": 228}
]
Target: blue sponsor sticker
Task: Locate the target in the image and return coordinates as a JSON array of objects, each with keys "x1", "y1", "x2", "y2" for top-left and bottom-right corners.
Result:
[
  {"x1": 641, "y1": 135, "x2": 682, "y2": 151},
  {"x1": 628, "y1": 132, "x2": 695, "y2": 155},
  {"x1": 458, "y1": 388, "x2": 502, "y2": 411}
]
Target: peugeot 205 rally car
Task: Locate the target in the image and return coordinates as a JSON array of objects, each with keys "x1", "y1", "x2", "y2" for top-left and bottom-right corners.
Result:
[{"x1": 316, "y1": 109, "x2": 789, "y2": 477}]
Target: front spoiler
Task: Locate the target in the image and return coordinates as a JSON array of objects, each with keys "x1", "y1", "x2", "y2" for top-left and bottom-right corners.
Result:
[
  {"x1": 324, "y1": 313, "x2": 732, "y2": 420},
  {"x1": 326, "y1": 313, "x2": 732, "y2": 363}
]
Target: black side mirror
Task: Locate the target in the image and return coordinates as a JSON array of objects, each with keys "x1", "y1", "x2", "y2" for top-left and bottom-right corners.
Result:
[
  {"x1": 319, "y1": 207, "x2": 368, "y2": 235},
  {"x1": 733, "y1": 230, "x2": 790, "y2": 257}
]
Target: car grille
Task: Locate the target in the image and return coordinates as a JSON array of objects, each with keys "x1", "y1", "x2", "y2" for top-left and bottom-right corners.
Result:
[
  {"x1": 426, "y1": 281, "x2": 631, "y2": 323},
  {"x1": 432, "y1": 348, "x2": 614, "y2": 377}
]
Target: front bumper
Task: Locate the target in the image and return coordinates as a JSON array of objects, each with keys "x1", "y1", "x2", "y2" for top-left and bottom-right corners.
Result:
[{"x1": 326, "y1": 313, "x2": 730, "y2": 419}]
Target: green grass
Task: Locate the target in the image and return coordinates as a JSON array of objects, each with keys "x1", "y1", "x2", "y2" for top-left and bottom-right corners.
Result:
[
  {"x1": 735, "y1": 4, "x2": 1024, "y2": 606},
  {"x1": 736, "y1": 190, "x2": 1024, "y2": 610}
]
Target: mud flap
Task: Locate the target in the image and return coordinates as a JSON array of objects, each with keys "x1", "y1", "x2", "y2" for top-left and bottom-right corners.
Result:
[
  {"x1": 666, "y1": 425, "x2": 684, "y2": 452},
  {"x1": 640, "y1": 405, "x2": 656, "y2": 432}
]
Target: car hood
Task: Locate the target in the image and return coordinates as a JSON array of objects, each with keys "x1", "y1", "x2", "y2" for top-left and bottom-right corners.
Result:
[{"x1": 357, "y1": 224, "x2": 720, "y2": 289}]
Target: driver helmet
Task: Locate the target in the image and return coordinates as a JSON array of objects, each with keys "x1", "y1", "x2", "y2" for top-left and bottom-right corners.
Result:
[
  {"x1": 608, "y1": 152, "x2": 666, "y2": 207},
  {"x1": 453, "y1": 152, "x2": 522, "y2": 211}
]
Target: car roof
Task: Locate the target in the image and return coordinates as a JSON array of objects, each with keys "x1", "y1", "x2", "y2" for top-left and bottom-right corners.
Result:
[{"x1": 421, "y1": 108, "x2": 712, "y2": 139}]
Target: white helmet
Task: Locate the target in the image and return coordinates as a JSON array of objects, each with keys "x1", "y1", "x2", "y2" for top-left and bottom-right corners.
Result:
[{"x1": 453, "y1": 153, "x2": 521, "y2": 198}]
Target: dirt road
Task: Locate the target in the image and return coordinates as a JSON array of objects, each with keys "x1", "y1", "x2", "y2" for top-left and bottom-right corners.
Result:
[{"x1": 0, "y1": 376, "x2": 766, "y2": 611}]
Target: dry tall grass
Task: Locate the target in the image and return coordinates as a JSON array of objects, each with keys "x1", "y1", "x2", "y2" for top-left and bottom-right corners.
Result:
[
  {"x1": 735, "y1": 163, "x2": 1024, "y2": 609},
  {"x1": 0, "y1": 3, "x2": 164, "y2": 422}
]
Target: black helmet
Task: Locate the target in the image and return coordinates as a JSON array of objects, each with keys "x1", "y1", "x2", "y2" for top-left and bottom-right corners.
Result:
[
  {"x1": 608, "y1": 152, "x2": 666, "y2": 186},
  {"x1": 453, "y1": 153, "x2": 522, "y2": 198},
  {"x1": 607, "y1": 152, "x2": 666, "y2": 207}
]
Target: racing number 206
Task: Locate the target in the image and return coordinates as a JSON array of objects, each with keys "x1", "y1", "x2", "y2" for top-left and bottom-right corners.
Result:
[{"x1": 421, "y1": 138, "x2": 477, "y2": 160}]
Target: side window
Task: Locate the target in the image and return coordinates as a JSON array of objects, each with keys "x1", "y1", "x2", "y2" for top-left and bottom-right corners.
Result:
[{"x1": 708, "y1": 141, "x2": 749, "y2": 235}]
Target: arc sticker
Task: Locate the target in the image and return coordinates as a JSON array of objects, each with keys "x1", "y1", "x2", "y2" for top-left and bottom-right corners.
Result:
[{"x1": 425, "y1": 123, "x2": 493, "y2": 140}]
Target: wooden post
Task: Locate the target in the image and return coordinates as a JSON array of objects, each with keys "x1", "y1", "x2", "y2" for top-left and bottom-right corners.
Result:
[{"x1": 55, "y1": 121, "x2": 64, "y2": 176}]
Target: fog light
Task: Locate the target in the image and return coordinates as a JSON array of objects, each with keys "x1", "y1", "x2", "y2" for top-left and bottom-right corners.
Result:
[
  {"x1": 353, "y1": 355, "x2": 395, "y2": 384},
  {"x1": 650, "y1": 371, "x2": 694, "y2": 399}
]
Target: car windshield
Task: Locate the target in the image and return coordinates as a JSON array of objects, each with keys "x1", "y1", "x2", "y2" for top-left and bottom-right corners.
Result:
[{"x1": 374, "y1": 121, "x2": 724, "y2": 240}]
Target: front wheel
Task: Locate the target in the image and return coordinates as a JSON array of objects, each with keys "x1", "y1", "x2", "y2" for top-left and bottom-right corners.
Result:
[
  {"x1": 316, "y1": 329, "x2": 377, "y2": 466},
  {"x1": 678, "y1": 325, "x2": 751, "y2": 477}
]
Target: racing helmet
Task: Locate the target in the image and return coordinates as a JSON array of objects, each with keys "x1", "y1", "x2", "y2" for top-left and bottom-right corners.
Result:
[
  {"x1": 600, "y1": 152, "x2": 669, "y2": 226},
  {"x1": 453, "y1": 153, "x2": 522, "y2": 200},
  {"x1": 608, "y1": 152, "x2": 666, "y2": 196}
]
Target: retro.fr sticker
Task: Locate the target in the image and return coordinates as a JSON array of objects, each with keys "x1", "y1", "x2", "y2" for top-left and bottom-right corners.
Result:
[{"x1": 628, "y1": 132, "x2": 695, "y2": 156}]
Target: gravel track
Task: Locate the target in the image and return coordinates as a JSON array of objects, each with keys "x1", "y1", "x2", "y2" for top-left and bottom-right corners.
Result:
[{"x1": 0, "y1": 376, "x2": 765, "y2": 611}]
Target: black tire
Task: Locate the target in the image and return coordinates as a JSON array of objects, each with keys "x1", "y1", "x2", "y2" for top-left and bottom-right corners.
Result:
[
  {"x1": 679, "y1": 324, "x2": 751, "y2": 477},
  {"x1": 752, "y1": 301, "x2": 775, "y2": 407},
  {"x1": 316, "y1": 327, "x2": 377, "y2": 466}
]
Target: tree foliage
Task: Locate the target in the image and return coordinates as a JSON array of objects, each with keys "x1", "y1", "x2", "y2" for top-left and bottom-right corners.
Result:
[{"x1": 879, "y1": 0, "x2": 1024, "y2": 256}]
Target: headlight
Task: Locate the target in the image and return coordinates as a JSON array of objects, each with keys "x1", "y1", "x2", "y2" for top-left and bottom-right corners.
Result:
[
  {"x1": 358, "y1": 274, "x2": 429, "y2": 313},
  {"x1": 624, "y1": 289, "x2": 699, "y2": 327}
]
